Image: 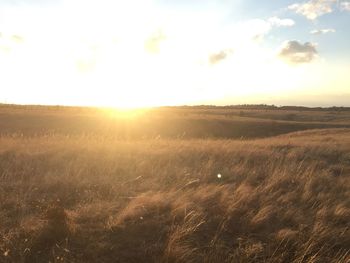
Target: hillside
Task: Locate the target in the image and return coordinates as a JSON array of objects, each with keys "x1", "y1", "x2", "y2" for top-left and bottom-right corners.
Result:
[
  {"x1": 0, "y1": 105, "x2": 349, "y2": 262},
  {"x1": 1, "y1": 104, "x2": 350, "y2": 139}
]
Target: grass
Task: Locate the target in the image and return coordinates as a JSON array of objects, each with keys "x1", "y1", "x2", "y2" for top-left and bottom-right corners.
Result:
[
  {"x1": 0, "y1": 105, "x2": 349, "y2": 262},
  {"x1": 1, "y1": 104, "x2": 350, "y2": 139}
]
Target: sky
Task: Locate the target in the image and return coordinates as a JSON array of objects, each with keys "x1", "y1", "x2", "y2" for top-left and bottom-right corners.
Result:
[{"x1": 0, "y1": 0, "x2": 349, "y2": 107}]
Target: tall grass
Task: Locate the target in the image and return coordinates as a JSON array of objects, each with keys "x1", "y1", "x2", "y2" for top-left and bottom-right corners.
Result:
[
  {"x1": 0, "y1": 128, "x2": 349, "y2": 262},
  {"x1": 1, "y1": 105, "x2": 350, "y2": 140}
]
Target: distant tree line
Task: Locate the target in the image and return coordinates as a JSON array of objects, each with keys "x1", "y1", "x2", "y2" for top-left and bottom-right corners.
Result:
[
  {"x1": 1, "y1": 103, "x2": 350, "y2": 112},
  {"x1": 164, "y1": 104, "x2": 350, "y2": 111}
]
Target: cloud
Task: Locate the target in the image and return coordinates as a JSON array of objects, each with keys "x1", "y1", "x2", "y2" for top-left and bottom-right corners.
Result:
[
  {"x1": 11, "y1": 35, "x2": 24, "y2": 43},
  {"x1": 278, "y1": 40, "x2": 318, "y2": 64},
  {"x1": 310, "y1": 28, "x2": 336, "y2": 34},
  {"x1": 206, "y1": 16, "x2": 294, "y2": 65},
  {"x1": 144, "y1": 30, "x2": 166, "y2": 54},
  {"x1": 241, "y1": 17, "x2": 295, "y2": 43},
  {"x1": 208, "y1": 49, "x2": 233, "y2": 65},
  {"x1": 340, "y1": 1, "x2": 350, "y2": 11},
  {"x1": 0, "y1": 32, "x2": 25, "y2": 43},
  {"x1": 74, "y1": 44, "x2": 98, "y2": 73},
  {"x1": 268, "y1": 16, "x2": 295, "y2": 27},
  {"x1": 76, "y1": 59, "x2": 96, "y2": 73},
  {"x1": 288, "y1": 0, "x2": 336, "y2": 20},
  {"x1": 239, "y1": 19, "x2": 272, "y2": 42},
  {"x1": 0, "y1": 33, "x2": 24, "y2": 54},
  {"x1": 0, "y1": 45, "x2": 11, "y2": 53}
]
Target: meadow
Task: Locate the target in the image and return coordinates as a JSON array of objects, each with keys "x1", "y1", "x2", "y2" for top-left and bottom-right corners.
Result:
[{"x1": 0, "y1": 104, "x2": 349, "y2": 262}]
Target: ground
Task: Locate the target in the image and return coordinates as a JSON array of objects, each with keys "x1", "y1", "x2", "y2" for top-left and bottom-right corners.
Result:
[{"x1": 0, "y1": 105, "x2": 349, "y2": 262}]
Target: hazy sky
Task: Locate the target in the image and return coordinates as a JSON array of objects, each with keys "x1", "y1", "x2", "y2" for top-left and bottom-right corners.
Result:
[{"x1": 0, "y1": 0, "x2": 349, "y2": 107}]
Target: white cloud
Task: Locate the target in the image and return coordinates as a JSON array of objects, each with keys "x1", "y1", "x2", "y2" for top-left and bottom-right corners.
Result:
[
  {"x1": 208, "y1": 49, "x2": 233, "y2": 65},
  {"x1": 238, "y1": 19, "x2": 272, "y2": 40},
  {"x1": 144, "y1": 30, "x2": 166, "y2": 54},
  {"x1": 0, "y1": 32, "x2": 24, "y2": 54},
  {"x1": 268, "y1": 16, "x2": 295, "y2": 27},
  {"x1": 203, "y1": 17, "x2": 295, "y2": 65},
  {"x1": 236, "y1": 17, "x2": 295, "y2": 43},
  {"x1": 278, "y1": 40, "x2": 318, "y2": 64},
  {"x1": 340, "y1": 1, "x2": 350, "y2": 11},
  {"x1": 310, "y1": 28, "x2": 335, "y2": 34},
  {"x1": 288, "y1": 0, "x2": 336, "y2": 20}
]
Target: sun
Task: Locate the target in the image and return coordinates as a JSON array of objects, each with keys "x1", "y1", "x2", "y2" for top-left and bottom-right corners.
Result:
[{"x1": 101, "y1": 107, "x2": 149, "y2": 119}]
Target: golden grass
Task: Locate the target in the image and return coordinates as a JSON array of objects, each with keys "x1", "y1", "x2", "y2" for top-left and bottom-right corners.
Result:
[
  {"x1": 0, "y1": 126, "x2": 349, "y2": 262},
  {"x1": 1, "y1": 104, "x2": 350, "y2": 140}
]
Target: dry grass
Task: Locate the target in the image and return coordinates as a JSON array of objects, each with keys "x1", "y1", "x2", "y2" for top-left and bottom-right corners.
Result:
[
  {"x1": 0, "y1": 130, "x2": 349, "y2": 262},
  {"x1": 0, "y1": 105, "x2": 349, "y2": 262},
  {"x1": 1, "y1": 104, "x2": 350, "y2": 139}
]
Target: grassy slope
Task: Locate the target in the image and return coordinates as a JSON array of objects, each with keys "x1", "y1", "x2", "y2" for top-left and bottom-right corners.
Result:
[
  {"x1": 0, "y1": 127, "x2": 349, "y2": 262},
  {"x1": 0, "y1": 105, "x2": 350, "y2": 262},
  {"x1": 1, "y1": 105, "x2": 350, "y2": 139}
]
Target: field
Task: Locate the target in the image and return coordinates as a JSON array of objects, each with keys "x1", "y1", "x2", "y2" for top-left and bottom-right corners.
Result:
[{"x1": 0, "y1": 104, "x2": 349, "y2": 262}]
